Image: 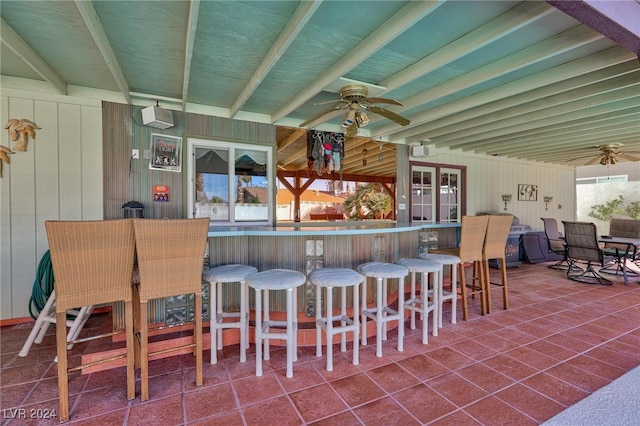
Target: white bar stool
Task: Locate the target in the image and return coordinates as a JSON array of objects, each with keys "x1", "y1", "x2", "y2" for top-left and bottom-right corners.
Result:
[
  {"x1": 357, "y1": 262, "x2": 408, "y2": 358},
  {"x1": 246, "y1": 269, "x2": 306, "y2": 378},
  {"x1": 203, "y1": 264, "x2": 257, "y2": 364},
  {"x1": 309, "y1": 268, "x2": 364, "y2": 371},
  {"x1": 420, "y1": 253, "x2": 461, "y2": 327},
  {"x1": 395, "y1": 258, "x2": 442, "y2": 344}
]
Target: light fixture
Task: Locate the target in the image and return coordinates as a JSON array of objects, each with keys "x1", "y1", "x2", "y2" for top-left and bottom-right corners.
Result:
[
  {"x1": 600, "y1": 156, "x2": 608, "y2": 165},
  {"x1": 610, "y1": 156, "x2": 618, "y2": 164},
  {"x1": 341, "y1": 109, "x2": 356, "y2": 127},
  {"x1": 355, "y1": 111, "x2": 370, "y2": 127},
  {"x1": 544, "y1": 196, "x2": 553, "y2": 211},
  {"x1": 501, "y1": 194, "x2": 512, "y2": 212}
]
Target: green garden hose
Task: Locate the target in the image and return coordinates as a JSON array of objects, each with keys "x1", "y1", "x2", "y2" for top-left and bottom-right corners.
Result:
[{"x1": 28, "y1": 250, "x2": 55, "y2": 320}]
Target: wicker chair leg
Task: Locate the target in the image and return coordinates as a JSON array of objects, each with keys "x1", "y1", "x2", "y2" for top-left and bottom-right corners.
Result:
[
  {"x1": 56, "y1": 311, "x2": 70, "y2": 422},
  {"x1": 140, "y1": 301, "x2": 150, "y2": 402},
  {"x1": 194, "y1": 293, "x2": 203, "y2": 387}
]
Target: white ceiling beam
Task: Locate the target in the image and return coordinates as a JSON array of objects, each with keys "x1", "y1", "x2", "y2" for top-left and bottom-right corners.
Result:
[
  {"x1": 380, "y1": 1, "x2": 555, "y2": 93},
  {"x1": 0, "y1": 18, "x2": 67, "y2": 94},
  {"x1": 74, "y1": 0, "x2": 131, "y2": 104},
  {"x1": 270, "y1": 0, "x2": 446, "y2": 123},
  {"x1": 385, "y1": 46, "x2": 636, "y2": 141},
  {"x1": 230, "y1": 0, "x2": 322, "y2": 118},
  {"x1": 414, "y1": 71, "x2": 639, "y2": 144},
  {"x1": 181, "y1": 0, "x2": 201, "y2": 112},
  {"x1": 435, "y1": 94, "x2": 640, "y2": 149},
  {"x1": 462, "y1": 111, "x2": 640, "y2": 153}
]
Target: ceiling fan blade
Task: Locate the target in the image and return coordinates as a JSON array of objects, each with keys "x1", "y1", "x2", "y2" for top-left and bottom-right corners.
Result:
[
  {"x1": 366, "y1": 105, "x2": 410, "y2": 126},
  {"x1": 299, "y1": 104, "x2": 347, "y2": 127},
  {"x1": 585, "y1": 156, "x2": 602, "y2": 165},
  {"x1": 313, "y1": 99, "x2": 348, "y2": 106},
  {"x1": 618, "y1": 153, "x2": 640, "y2": 162},
  {"x1": 364, "y1": 97, "x2": 403, "y2": 106}
]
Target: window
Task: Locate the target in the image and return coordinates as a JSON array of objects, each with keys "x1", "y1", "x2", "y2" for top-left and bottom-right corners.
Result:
[
  {"x1": 576, "y1": 175, "x2": 627, "y2": 185},
  {"x1": 187, "y1": 138, "x2": 273, "y2": 224},
  {"x1": 410, "y1": 163, "x2": 464, "y2": 223}
]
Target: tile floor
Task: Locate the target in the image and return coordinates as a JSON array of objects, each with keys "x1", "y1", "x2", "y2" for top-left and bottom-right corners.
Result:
[{"x1": 2, "y1": 262, "x2": 639, "y2": 425}]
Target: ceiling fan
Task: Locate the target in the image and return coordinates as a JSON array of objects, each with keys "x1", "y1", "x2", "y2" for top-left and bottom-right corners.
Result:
[
  {"x1": 299, "y1": 85, "x2": 410, "y2": 137},
  {"x1": 585, "y1": 144, "x2": 640, "y2": 165}
]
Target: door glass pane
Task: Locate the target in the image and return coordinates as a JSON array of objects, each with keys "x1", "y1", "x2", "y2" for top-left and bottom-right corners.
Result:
[
  {"x1": 440, "y1": 169, "x2": 459, "y2": 222},
  {"x1": 234, "y1": 149, "x2": 268, "y2": 222},
  {"x1": 195, "y1": 147, "x2": 229, "y2": 221},
  {"x1": 411, "y1": 167, "x2": 434, "y2": 222}
]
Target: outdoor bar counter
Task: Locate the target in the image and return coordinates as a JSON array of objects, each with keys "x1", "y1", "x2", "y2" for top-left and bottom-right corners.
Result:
[{"x1": 118, "y1": 221, "x2": 461, "y2": 329}]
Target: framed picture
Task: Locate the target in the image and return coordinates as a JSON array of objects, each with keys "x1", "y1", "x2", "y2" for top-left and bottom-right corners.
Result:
[
  {"x1": 149, "y1": 134, "x2": 182, "y2": 172},
  {"x1": 518, "y1": 184, "x2": 538, "y2": 201}
]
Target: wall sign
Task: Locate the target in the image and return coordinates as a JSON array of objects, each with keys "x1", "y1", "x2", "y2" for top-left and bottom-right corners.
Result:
[
  {"x1": 518, "y1": 184, "x2": 538, "y2": 201},
  {"x1": 153, "y1": 185, "x2": 169, "y2": 202},
  {"x1": 149, "y1": 133, "x2": 182, "y2": 172}
]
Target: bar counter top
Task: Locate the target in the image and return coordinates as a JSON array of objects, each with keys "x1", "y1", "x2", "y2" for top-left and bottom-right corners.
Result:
[{"x1": 208, "y1": 221, "x2": 460, "y2": 237}]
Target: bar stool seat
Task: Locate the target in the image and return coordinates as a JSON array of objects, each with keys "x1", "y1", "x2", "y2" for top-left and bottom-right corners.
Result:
[
  {"x1": 357, "y1": 262, "x2": 408, "y2": 357},
  {"x1": 309, "y1": 268, "x2": 364, "y2": 371},
  {"x1": 246, "y1": 269, "x2": 306, "y2": 378},
  {"x1": 420, "y1": 253, "x2": 461, "y2": 327},
  {"x1": 203, "y1": 264, "x2": 258, "y2": 364},
  {"x1": 395, "y1": 258, "x2": 442, "y2": 344}
]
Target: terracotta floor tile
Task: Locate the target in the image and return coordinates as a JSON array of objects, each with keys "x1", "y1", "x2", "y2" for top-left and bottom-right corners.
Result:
[
  {"x1": 352, "y1": 396, "x2": 420, "y2": 426},
  {"x1": 522, "y1": 372, "x2": 590, "y2": 407},
  {"x1": 66, "y1": 409, "x2": 127, "y2": 426},
  {"x1": 482, "y1": 355, "x2": 538, "y2": 381},
  {"x1": 0, "y1": 362, "x2": 49, "y2": 387},
  {"x1": 186, "y1": 409, "x2": 245, "y2": 426},
  {"x1": 504, "y1": 346, "x2": 559, "y2": 370},
  {"x1": 329, "y1": 373, "x2": 385, "y2": 407},
  {"x1": 526, "y1": 339, "x2": 578, "y2": 361},
  {"x1": 23, "y1": 375, "x2": 88, "y2": 406},
  {"x1": 127, "y1": 394, "x2": 183, "y2": 426},
  {"x1": 584, "y1": 346, "x2": 640, "y2": 370},
  {"x1": 364, "y1": 363, "x2": 420, "y2": 393},
  {"x1": 495, "y1": 383, "x2": 565, "y2": 423},
  {"x1": 463, "y1": 396, "x2": 538, "y2": 426},
  {"x1": 1, "y1": 381, "x2": 33, "y2": 410},
  {"x1": 428, "y1": 409, "x2": 482, "y2": 426},
  {"x1": 184, "y1": 383, "x2": 237, "y2": 422},
  {"x1": 564, "y1": 354, "x2": 627, "y2": 381},
  {"x1": 393, "y1": 383, "x2": 458, "y2": 424},
  {"x1": 456, "y1": 363, "x2": 515, "y2": 393},
  {"x1": 426, "y1": 372, "x2": 488, "y2": 408},
  {"x1": 424, "y1": 346, "x2": 475, "y2": 371},
  {"x1": 289, "y1": 383, "x2": 347, "y2": 423},
  {"x1": 545, "y1": 363, "x2": 610, "y2": 393},
  {"x1": 275, "y1": 360, "x2": 325, "y2": 392},
  {"x1": 448, "y1": 338, "x2": 500, "y2": 362},
  {"x1": 396, "y1": 353, "x2": 449, "y2": 382},
  {"x1": 231, "y1": 371, "x2": 284, "y2": 406},
  {"x1": 241, "y1": 395, "x2": 302, "y2": 425},
  {"x1": 308, "y1": 410, "x2": 361, "y2": 426},
  {"x1": 68, "y1": 385, "x2": 130, "y2": 421},
  {"x1": 470, "y1": 333, "x2": 519, "y2": 353},
  {"x1": 492, "y1": 326, "x2": 539, "y2": 346},
  {"x1": 601, "y1": 339, "x2": 640, "y2": 360}
]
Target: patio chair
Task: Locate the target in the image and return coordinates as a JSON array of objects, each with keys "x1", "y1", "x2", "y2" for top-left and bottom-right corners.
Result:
[
  {"x1": 541, "y1": 217, "x2": 581, "y2": 272},
  {"x1": 133, "y1": 218, "x2": 210, "y2": 401},
  {"x1": 432, "y1": 215, "x2": 489, "y2": 320},
  {"x1": 45, "y1": 219, "x2": 136, "y2": 422},
  {"x1": 562, "y1": 221, "x2": 615, "y2": 285},
  {"x1": 482, "y1": 215, "x2": 513, "y2": 313}
]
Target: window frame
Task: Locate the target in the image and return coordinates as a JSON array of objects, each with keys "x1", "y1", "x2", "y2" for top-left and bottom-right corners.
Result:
[
  {"x1": 186, "y1": 136, "x2": 274, "y2": 225},
  {"x1": 409, "y1": 161, "x2": 466, "y2": 223}
]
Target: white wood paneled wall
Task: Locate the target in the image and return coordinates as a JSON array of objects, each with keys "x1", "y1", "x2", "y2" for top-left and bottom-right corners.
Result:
[
  {"x1": 1, "y1": 90, "x2": 103, "y2": 320},
  {"x1": 415, "y1": 145, "x2": 577, "y2": 231}
]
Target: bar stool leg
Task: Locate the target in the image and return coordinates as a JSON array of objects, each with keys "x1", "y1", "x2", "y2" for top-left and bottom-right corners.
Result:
[
  {"x1": 293, "y1": 286, "x2": 298, "y2": 362},
  {"x1": 326, "y1": 286, "x2": 333, "y2": 372},
  {"x1": 255, "y1": 288, "x2": 263, "y2": 377},
  {"x1": 286, "y1": 287, "x2": 294, "y2": 378},
  {"x1": 409, "y1": 271, "x2": 417, "y2": 330},
  {"x1": 239, "y1": 281, "x2": 247, "y2": 362},
  {"x1": 361, "y1": 278, "x2": 368, "y2": 346},
  {"x1": 340, "y1": 286, "x2": 347, "y2": 353},
  {"x1": 210, "y1": 282, "x2": 218, "y2": 364},
  {"x1": 315, "y1": 284, "x2": 322, "y2": 358},
  {"x1": 216, "y1": 282, "x2": 223, "y2": 351},
  {"x1": 263, "y1": 289, "x2": 270, "y2": 361},
  {"x1": 431, "y1": 271, "x2": 439, "y2": 337},
  {"x1": 375, "y1": 277, "x2": 384, "y2": 357},
  {"x1": 353, "y1": 283, "x2": 360, "y2": 366},
  {"x1": 382, "y1": 278, "x2": 388, "y2": 341},
  {"x1": 397, "y1": 277, "x2": 404, "y2": 353}
]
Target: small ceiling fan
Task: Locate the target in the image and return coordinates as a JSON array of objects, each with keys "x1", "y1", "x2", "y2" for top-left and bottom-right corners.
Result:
[
  {"x1": 585, "y1": 144, "x2": 640, "y2": 165},
  {"x1": 299, "y1": 85, "x2": 410, "y2": 137}
]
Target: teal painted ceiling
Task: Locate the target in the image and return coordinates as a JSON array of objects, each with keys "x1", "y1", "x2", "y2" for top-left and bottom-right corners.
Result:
[{"x1": 1, "y1": 0, "x2": 639, "y2": 171}]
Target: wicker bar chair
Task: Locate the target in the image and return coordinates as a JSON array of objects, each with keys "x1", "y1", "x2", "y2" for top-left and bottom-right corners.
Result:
[
  {"x1": 432, "y1": 215, "x2": 489, "y2": 320},
  {"x1": 132, "y1": 218, "x2": 210, "y2": 401},
  {"x1": 482, "y1": 215, "x2": 513, "y2": 313},
  {"x1": 45, "y1": 219, "x2": 136, "y2": 422}
]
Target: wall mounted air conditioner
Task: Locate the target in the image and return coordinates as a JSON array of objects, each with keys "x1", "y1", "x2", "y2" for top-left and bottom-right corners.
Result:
[
  {"x1": 141, "y1": 106, "x2": 174, "y2": 129},
  {"x1": 412, "y1": 145, "x2": 429, "y2": 158}
]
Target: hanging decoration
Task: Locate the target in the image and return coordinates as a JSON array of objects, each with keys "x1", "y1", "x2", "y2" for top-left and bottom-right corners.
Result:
[
  {"x1": 2, "y1": 118, "x2": 41, "y2": 178},
  {"x1": 5, "y1": 118, "x2": 41, "y2": 152},
  {"x1": 307, "y1": 130, "x2": 344, "y2": 177},
  {"x1": 362, "y1": 148, "x2": 368, "y2": 166},
  {"x1": 0, "y1": 145, "x2": 15, "y2": 178}
]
